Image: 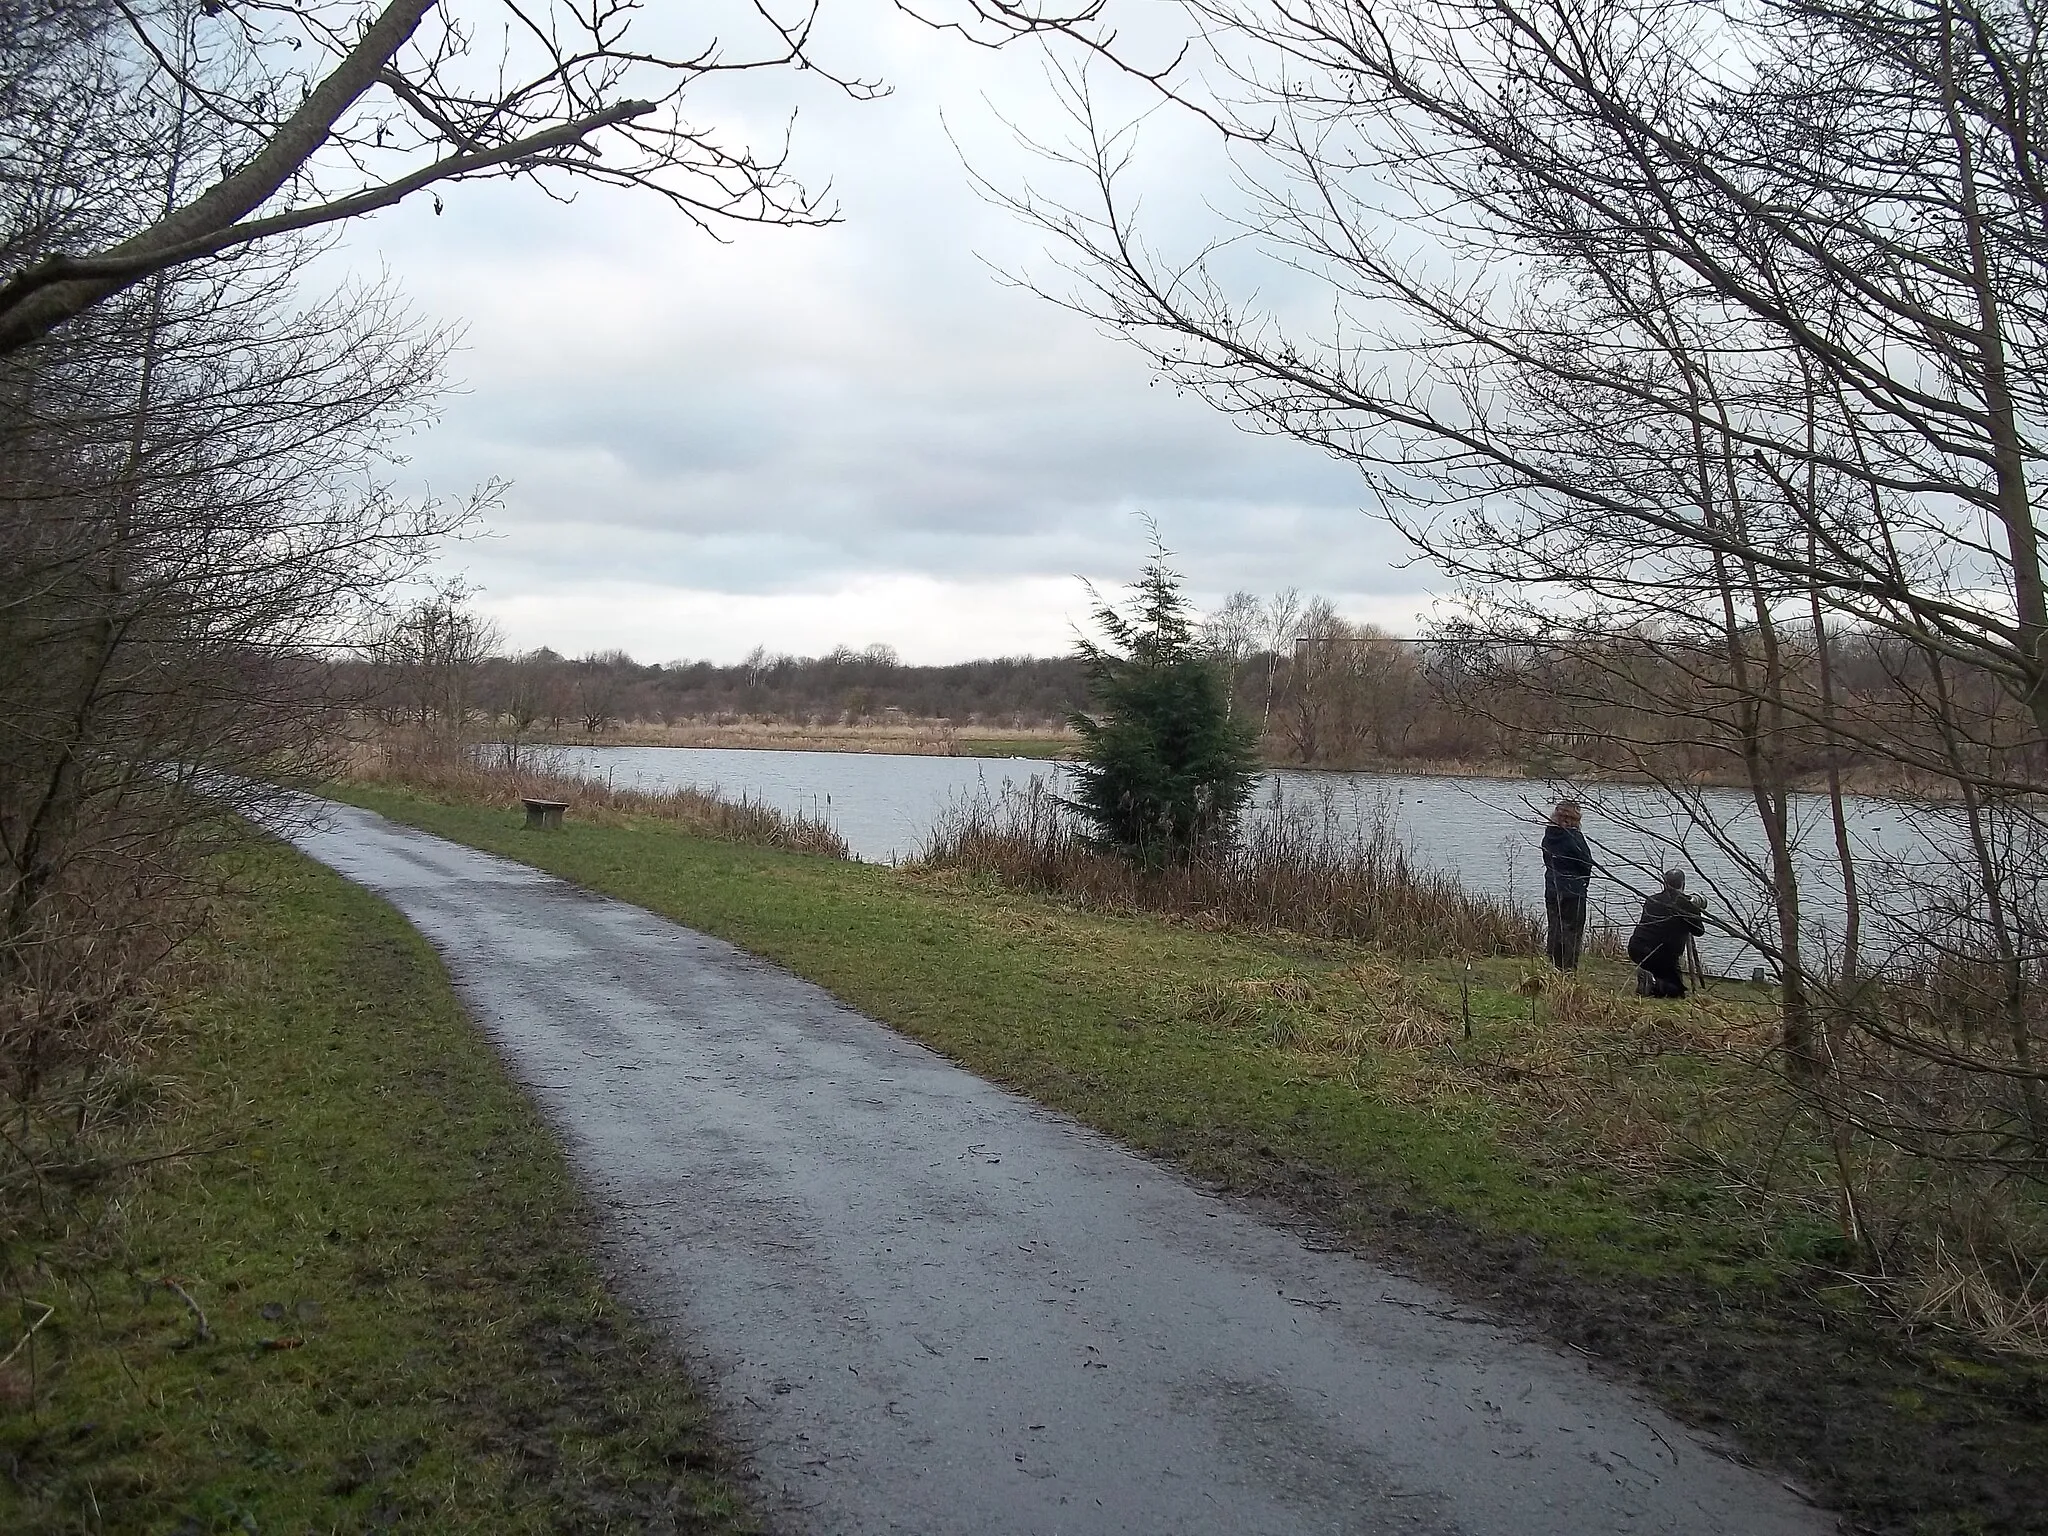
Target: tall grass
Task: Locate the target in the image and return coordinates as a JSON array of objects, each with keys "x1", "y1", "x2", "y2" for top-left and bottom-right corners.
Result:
[
  {"x1": 346, "y1": 734, "x2": 851, "y2": 859},
  {"x1": 1802, "y1": 951, "x2": 2048, "y2": 1353},
  {"x1": 915, "y1": 778, "x2": 1538, "y2": 957}
]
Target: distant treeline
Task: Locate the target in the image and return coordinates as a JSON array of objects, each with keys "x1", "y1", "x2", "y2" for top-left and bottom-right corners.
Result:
[
  {"x1": 355, "y1": 586, "x2": 2032, "y2": 786},
  {"x1": 348, "y1": 628, "x2": 1092, "y2": 734}
]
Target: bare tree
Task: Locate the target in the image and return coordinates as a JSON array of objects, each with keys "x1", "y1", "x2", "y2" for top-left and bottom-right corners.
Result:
[
  {"x1": 998, "y1": 0, "x2": 2048, "y2": 994},
  {"x1": 1282, "y1": 597, "x2": 1346, "y2": 764},
  {"x1": 0, "y1": 262, "x2": 464, "y2": 935},
  {"x1": 969, "y1": 0, "x2": 2048, "y2": 1295},
  {"x1": 1257, "y1": 587, "x2": 1300, "y2": 738},
  {"x1": 0, "y1": 30, "x2": 467, "y2": 1192},
  {"x1": 497, "y1": 647, "x2": 564, "y2": 741},
  {"x1": 0, "y1": 0, "x2": 1153, "y2": 355},
  {"x1": 574, "y1": 652, "x2": 626, "y2": 736},
  {"x1": 1199, "y1": 588, "x2": 1261, "y2": 719},
  {"x1": 366, "y1": 579, "x2": 501, "y2": 733},
  {"x1": 0, "y1": 0, "x2": 888, "y2": 352}
]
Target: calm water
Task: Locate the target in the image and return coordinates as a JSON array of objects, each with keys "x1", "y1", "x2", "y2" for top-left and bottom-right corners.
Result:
[{"x1": 529, "y1": 743, "x2": 1952, "y2": 977}]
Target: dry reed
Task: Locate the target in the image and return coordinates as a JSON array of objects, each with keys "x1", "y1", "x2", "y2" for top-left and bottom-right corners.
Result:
[
  {"x1": 1901, "y1": 1235, "x2": 2048, "y2": 1359},
  {"x1": 1172, "y1": 954, "x2": 1776, "y2": 1183},
  {"x1": 916, "y1": 778, "x2": 1538, "y2": 958}
]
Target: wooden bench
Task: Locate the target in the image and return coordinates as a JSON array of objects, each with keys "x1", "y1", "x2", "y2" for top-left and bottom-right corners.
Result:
[{"x1": 521, "y1": 797, "x2": 569, "y2": 830}]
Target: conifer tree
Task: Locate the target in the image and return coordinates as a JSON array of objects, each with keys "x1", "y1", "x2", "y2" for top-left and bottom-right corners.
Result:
[{"x1": 1068, "y1": 536, "x2": 1258, "y2": 866}]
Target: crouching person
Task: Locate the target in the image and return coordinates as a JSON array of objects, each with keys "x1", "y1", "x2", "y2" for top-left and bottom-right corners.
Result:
[{"x1": 1628, "y1": 870, "x2": 1706, "y2": 998}]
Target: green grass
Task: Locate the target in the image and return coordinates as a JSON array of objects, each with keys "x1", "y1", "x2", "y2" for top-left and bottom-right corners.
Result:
[
  {"x1": 322, "y1": 784, "x2": 1775, "y2": 1284},
  {"x1": 0, "y1": 839, "x2": 754, "y2": 1535}
]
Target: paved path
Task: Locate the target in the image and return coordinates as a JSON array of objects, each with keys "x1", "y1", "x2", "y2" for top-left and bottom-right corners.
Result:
[{"x1": 285, "y1": 801, "x2": 1832, "y2": 1536}]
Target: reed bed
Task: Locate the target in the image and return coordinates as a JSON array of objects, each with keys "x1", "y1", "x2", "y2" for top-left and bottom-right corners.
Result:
[
  {"x1": 914, "y1": 778, "x2": 1539, "y2": 958},
  {"x1": 346, "y1": 736, "x2": 851, "y2": 859}
]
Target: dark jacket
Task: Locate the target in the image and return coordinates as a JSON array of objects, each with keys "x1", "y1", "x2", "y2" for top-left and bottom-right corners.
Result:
[
  {"x1": 1541, "y1": 825, "x2": 1594, "y2": 897},
  {"x1": 1627, "y1": 889, "x2": 1706, "y2": 964}
]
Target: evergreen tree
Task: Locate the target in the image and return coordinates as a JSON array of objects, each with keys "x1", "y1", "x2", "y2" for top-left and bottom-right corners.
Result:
[{"x1": 1068, "y1": 538, "x2": 1259, "y2": 866}]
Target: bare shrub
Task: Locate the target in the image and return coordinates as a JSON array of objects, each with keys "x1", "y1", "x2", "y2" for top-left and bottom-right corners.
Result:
[
  {"x1": 0, "y1": 857, "x2": 196, "y2": 1281},
  {"x1": 1, "y1": 59, "x2": 460, "y2": 1281},
  {"x1": 1821, "y1": 960, "x2": 2048, "y2": 1175}
]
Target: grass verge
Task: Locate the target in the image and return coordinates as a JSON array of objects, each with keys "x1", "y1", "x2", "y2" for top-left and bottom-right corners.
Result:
[
  {"x1": 330, "y1": 780, "x2": 2048, "y2": 1536},
  {"x1": 0, "y1": 837, "x2": 754, "y2": 1535}
]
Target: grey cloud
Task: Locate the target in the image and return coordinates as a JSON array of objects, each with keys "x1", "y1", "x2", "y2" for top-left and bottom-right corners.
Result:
[{"x1": 320, "y1": 5, "x2": 1439, "y2": 658}]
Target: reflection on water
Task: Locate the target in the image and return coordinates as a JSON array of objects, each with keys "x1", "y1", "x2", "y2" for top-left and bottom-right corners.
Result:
[{"x1": 529, "y1": 743, "x2": 1953, "y2": 977}]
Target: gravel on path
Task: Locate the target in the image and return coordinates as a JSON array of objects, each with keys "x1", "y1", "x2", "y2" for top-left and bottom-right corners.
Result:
[{"x1": 284, "y1": 800, "x2": 1834, "y2": 1536}]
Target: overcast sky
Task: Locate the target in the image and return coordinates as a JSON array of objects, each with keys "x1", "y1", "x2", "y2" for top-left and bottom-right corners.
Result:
[{"x1": 318, "y1": 1, "x2": 1439, "y2": 664}]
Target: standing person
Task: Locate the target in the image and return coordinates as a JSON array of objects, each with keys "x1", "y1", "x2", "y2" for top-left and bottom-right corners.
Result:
[
  {"x1": 1628, "y1": 871, "x2": 1707, "y2": 998},
  {"x1": 1540, "y1": 800, "x2": 1594, "y2": 971}
]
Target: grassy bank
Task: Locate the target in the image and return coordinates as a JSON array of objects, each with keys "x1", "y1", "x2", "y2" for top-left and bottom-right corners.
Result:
[
  {"x1": 332, "y1": 780, "x2": 2047, "y2": 1536},
  {"x1": 0, "y1": 838, "x2": 753, "y2": 1535}
]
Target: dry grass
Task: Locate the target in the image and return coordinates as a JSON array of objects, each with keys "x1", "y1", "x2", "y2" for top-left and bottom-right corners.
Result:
[
  {"x1": 1203, "y1": 951, "x2": 2048, "y2": 1359},
  {"x1": 916, "y1": 782, "x2": 2048, "y2": 1347},
  {"x1": 0, "y1": 861, "x2": 204, "y2": 1286},
  {"x1": 1172, "y1": 954, "x2": 1779, "y2": 1188},
  {"x1": 1404, "y1": 976, "x2": 1774, "y2": 1183},
  {"x1": 915, "y1": 779, "x2": 1808, "y2": 1209},
  {"x1": 347, "y1": 735, "x2": 851, "y2": 858},
  {"x1": 1902, "y1": 1236, "x2": 2048, "y2": 1360},
  {"x1": 916, "y1": 778, "x2": 1539, "y2": 958}
]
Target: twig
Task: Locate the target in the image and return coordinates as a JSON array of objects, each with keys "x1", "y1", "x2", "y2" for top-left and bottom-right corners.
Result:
[
  {"x1": 0, "y1": 1302, "x2": 54, "y2": 1369},
  {"x1": 160, "y1": 1277, "x2": 210, "y2": 1342},
  {"x1": 115, "y1": 1136, "x2": 239, "y2": 1170}
]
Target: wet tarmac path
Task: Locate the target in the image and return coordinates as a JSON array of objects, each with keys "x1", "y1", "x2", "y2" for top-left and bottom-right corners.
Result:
[{"x1": 286, "y1": 801, "x2": 1833, "y2": 1536}]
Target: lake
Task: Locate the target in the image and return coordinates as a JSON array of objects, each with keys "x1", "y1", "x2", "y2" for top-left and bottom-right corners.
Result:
[{"x1": 527, "y1": 743, "x2": 1954, "y2": 977}]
